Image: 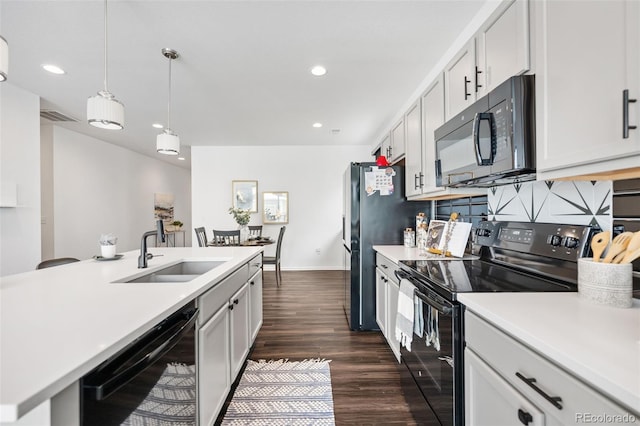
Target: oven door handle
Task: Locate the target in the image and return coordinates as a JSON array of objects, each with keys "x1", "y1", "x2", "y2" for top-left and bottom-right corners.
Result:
[
  {"x1": 83, "y1": 307, "x2": 199, "y2": 401},
  {"x1": 394, "y1": 269, "x2": 411, "y2": 281},
  {"x1": 414, "y1": 289, "x2": 452, "y2": 315}
]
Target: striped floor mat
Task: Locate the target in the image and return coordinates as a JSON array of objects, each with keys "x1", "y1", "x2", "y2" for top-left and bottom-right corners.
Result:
[{"x1": 221, "y1": 359, "x2": 335, "y2": 426}]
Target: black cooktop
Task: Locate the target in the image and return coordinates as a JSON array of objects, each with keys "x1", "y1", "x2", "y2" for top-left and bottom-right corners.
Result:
[{"x1": 399, "y1": 258, "x2": 576, "y2": 301}]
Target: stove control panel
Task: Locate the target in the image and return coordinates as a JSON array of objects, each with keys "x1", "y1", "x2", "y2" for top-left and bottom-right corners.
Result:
[{"x1": 474, "y1": 221, "x2": 593, "y2": 261}]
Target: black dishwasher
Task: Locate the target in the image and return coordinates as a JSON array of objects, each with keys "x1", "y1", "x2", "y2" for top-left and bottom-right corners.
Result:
[{"x1": 80, "y1": 301, "x2": 198, "y2": 425}]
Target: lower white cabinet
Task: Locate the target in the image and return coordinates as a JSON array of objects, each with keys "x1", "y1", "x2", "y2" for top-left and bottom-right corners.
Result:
[
  {"x1": 249, "y1": 269, "x2": 263, "y2": 342},
  {"x1": 464, "y1": 311, "x2": 639, "y2": 426},
  {"x1": 198, "y1": 303, "x2": 231, "y2": 426},
  {"x1": 375, "y1": 253, "x2": 401, "y2": 362},
  {"x1": 197, "y1": 254, "x2": 263, "y2": 426},
  {"x1": 229, "y1": 282, "x2": 250, "y2": 380}
]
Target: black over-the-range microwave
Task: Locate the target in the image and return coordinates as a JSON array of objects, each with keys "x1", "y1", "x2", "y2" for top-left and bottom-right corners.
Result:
[{"x1": 435, "y1": 74, "x2": 536, "y2": 188}]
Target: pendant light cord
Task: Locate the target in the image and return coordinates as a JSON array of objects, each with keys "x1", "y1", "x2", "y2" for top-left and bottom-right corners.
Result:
[
  {"x1": 103, "y1": 0, "x2": 109, "y2": 93},
  {"x1": 167, "y1": 56, "x2": 172, "y2": 130}
]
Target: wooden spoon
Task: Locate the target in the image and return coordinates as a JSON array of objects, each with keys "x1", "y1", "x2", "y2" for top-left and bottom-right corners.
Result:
[
  {"x1": 589, "y1": 231, "x2": 610, "y2": 262},
  {"x1": 602, "y1": 232, "x2": 633, "y2": 263},
  {"x1": 620, "y1": 231, "x2": 640, "y2": 264}
]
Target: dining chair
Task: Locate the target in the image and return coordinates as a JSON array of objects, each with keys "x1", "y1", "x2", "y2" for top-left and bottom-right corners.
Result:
[
  {"x1": 248, "y1": 225, "x2": 263, "y2": 238},
  {"x1": 36, "y1": 257, "x2": 80, "y2": 269},
  {"x1": 194, "y1": 227, "x2": 208, "y2": 247},
  {"x1": 212, "y1": 229, "x2": 241, "y2": 246},
  {"x1": 263, "y1": 226, "x2": 286, "y2": 287}
]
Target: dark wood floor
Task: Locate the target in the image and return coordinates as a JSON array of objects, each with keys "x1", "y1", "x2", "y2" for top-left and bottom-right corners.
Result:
[{"x1": 244, "y1": 270, "x2": 434, "y2": 425}]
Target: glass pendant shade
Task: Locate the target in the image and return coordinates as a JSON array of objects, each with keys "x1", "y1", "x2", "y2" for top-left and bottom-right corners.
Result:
[
  {"x1": 157, "y1": 130, "x2": 180, "y2": 155},
  {"x1": 87, "y1": 91, "x2": 124, "y2": 129},
  {"x1": 0, "y1": 36, "x2": 8, "y2": 82}
]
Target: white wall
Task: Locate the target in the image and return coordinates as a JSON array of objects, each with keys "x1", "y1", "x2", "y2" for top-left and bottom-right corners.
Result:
[
  {"x1": 0, "y1": 83, "x2": 42, "y2": 276},
  {"x1": 50, "y1": 126, "x2": 192, "y2": 260},
  {"x1": 192, "y1": 145, "x2": 371, "y2": 270}
]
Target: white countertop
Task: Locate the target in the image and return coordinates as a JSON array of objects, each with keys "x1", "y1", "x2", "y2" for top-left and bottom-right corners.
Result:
[
  {"x1": 458, "y1": 292, "x2": 640, "y2": 415},
  {"x1": 373, "y1": 245, "x2": 477, "y2": 264},
  {"x1": 372, "y1": 245, "x2": 430, "y2": 263},
  {"x1": 0, "y1": 246, "x2": 262, "y2": 422}
]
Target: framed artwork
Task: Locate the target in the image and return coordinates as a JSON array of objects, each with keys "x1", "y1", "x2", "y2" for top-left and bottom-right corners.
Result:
[
  {"x1": 232, "y1": 180, "x2": 258, "y2": 212},
  {"x1": 154, "y1": 193, "x2": 174, "y2": 222},
  {"x1": 263, "y1": 191, "x2": 289, "y2": 224}
]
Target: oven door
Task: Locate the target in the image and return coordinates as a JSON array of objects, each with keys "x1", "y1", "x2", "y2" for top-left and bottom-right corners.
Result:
[{"x1": 401, "y1": 287, "x2": 463, "y2": 426}]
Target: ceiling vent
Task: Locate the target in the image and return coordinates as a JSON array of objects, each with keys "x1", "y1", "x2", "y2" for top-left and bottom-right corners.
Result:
[{"x1": 40, "y1": 110, "x2": 79, "y2": 122}]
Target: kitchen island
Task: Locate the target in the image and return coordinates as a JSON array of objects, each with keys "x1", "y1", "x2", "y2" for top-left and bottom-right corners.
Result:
[{"x1": 0, "y1": 246, "x2": 262, "y2": 424}]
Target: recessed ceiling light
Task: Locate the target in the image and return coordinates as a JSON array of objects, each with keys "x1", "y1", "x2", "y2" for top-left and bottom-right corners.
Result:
[
  {"x1": 178, "y1": 157, "x2": 185, "y2": 161},
  {"x1": 313, "y1": 122, "x2": 323, "y2": 128},
  {"x1": 311, "y1": 66, "x2": 327, "y2": 76},
  {"x1": 42, "y1": 64, "x2": 65, "y2": 75},
  {"x1": 152, "y1": 123, "x2": 164, "y2": 129}
]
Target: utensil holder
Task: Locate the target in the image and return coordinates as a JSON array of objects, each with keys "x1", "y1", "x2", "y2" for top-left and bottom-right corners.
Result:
[{"x1": 577, "y1": 258, "x2": 632, "y2": 308}]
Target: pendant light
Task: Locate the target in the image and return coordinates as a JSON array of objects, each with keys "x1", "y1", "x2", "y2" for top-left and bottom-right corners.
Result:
[
  {"x1": 157, "y1": 48, "x2": 180, "y2": 155},
  {"x1": 87, "y1": 0, "x2": 124, "y2": 129},
  {"x1": 0, "y1": 36, "x2": 8, "y2": 82}
]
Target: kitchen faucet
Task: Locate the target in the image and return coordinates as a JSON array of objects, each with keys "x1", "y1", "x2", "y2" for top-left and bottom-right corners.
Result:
[{"x1": 138, "y1": 219, "x2": 165, "y2": 268}]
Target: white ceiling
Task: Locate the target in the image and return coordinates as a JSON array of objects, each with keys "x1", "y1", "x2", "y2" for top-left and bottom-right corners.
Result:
[{"x1": 1, "y1": 0, "x2": 486, "y2": 169}]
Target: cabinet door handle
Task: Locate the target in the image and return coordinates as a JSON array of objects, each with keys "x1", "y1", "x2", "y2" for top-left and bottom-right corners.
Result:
[
  {"x1": 623, "y1": 89, "x2": 637, "y2": 139},
  {"x1": 475, "y1": 66, "x2": 483, "y2": 92},
  {"x1": 229, "y1": 304, "x2": 234, "y2": 310},
  {"x1": 250, "y1": 280, "x2": 255, "y2": 286},
  {"x1": 388, "y1": 146, "x2": 393, "y2": 159},
  {"x1": 464, "y1": 76, "x2": 471, "y2": 100},
  {"x1": 515, "y1": 372, "x2": 563, "y2": 409},
  {"x1": 234, "y1": 299, "x2": 239, "y2": 305},
  {"x1": 414, "y1": 173, "x2": 420, "y2": 190},
  {"x1": 419, "y1": 172, "x2": 424, "y2": 188},
  {"x1": 517, "y1": 409, "x2": 533, "y2": 425}
]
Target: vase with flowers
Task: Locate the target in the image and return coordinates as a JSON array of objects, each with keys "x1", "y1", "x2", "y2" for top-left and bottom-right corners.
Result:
[{"x1": 229, "y1": 207, "x2": 251, "y2": 242}]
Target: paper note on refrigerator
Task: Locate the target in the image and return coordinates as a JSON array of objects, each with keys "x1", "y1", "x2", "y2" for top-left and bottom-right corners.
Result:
[{"x1": 364, "y1": 167, "x2": 396, "y2": 196}]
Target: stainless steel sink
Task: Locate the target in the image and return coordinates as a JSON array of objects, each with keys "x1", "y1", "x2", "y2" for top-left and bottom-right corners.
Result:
[{"x1": 115, "y1": 260, "x2": 226, "y2": 283}]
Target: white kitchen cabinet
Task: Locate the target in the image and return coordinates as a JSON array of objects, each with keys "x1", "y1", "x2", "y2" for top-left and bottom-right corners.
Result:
[
  {"x1": 404, "y1": 99, "x2": 423, "y2": 198},
  {"x1": 375, "y1": 253, "x2": 400, "y2": 362},
  {"x1": 466, "y1": 349, "x2": 546, "y2": 426},
  {"x1": 444, "y1": 39, "x2": 477, "y2": 120},
  {"x1": 375, "y1": 268, "x2": 387, "y2": 336},
  {"x1": 249, "y1": 268, "x2": 263, "y2": 343},
  {"x1": 476, "y1": 0, "x2": 530, "y2": 97},
  {"x1": 444, "y1": 0, "x2": 530, "y2": 120},
  {"x1": 390, "y1": 117, "x2": 406, "y2": 163},
  {"x1": 198, "y1": 303, "x2": 231, "y2": 426},
  {"x1": 464, "y1": 310, "x2": 639, "y2": 426},
  {"x1": 229, "y1": 282, "x2": 250, "y2": 380},
  {"x1": 535, "y1": 0, "x2": 640, "y2": 180},
  {"x1": 407, "y1": 75, "x2": 485, "y2": 201}
]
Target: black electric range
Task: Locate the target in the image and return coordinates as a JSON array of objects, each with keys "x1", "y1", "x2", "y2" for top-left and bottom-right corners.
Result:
[{"x1": 396, "y1": 221, "x2": 596, "y2": 426}]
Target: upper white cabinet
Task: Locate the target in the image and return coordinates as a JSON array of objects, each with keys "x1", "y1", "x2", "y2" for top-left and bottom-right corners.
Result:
[
  {"x1": 390, "y1": 118, "x2": 406, "y2": 163},
  {"x1": 444, "y1": 0, "x2": 530, "y2": 120},
  {"x1": 406, "y1": 75, "x2": 485, "y2": 200},
  {"x1": 535, "y1": 0, "x2": 640, "y2": 180},
  {"x1": 404, "y1": 100, "x2": 423, "y2": 198},
  {"x1": 476, "y1": 0, "x2": 530, "y2": 97},
  {"x1": 444, "y1": 39, "x2": 477, "y2": 119}
]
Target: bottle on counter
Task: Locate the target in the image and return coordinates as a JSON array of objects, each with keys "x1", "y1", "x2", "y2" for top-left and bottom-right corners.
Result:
[
  {"x1": 417, "y1": 222, "x2": 428, "y2": 256},
  {"x1": 404, "y1": 228, "x2": 416, "y2": 248}
]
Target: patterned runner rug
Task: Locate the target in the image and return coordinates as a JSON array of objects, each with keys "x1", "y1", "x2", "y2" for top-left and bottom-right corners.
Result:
[{"x1": 221, "y1": 359, "x2": 335, "y2": 426}]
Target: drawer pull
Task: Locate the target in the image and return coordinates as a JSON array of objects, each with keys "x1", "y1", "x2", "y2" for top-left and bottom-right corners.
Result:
[
  {"x1": 233, "y1": 299, "x2": 239, "y2": 305},
  {"x1": 515, "y1": 372, "x2": 563, "y2": 410},
  {"x1": 381, "y1": 264, "x2": 388, "y2": 269},
  {"x1": 517, "y1": 409, "x2": 533, "y2": 425}
]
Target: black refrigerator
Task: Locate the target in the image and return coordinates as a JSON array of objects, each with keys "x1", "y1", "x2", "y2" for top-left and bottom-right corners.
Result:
[{"x1": 342, "y1": 162, "x2": 430, "y2": 331}]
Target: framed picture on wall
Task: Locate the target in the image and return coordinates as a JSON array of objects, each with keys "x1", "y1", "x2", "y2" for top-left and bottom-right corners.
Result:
[
  {"x1": 263, "y1": 191, "x2": 288, "y2": 224},
  {"x1": 232, "y1": 180, "x2": 258, "y2": 212}
]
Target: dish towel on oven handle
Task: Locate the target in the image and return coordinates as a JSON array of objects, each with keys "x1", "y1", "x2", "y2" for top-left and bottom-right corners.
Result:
[
  {"x1": 396, "y1": 278, "x2": 416, "y2": 351},
  {"x1": 425, "y1": 306, "x2": 440, "y2": 351}
]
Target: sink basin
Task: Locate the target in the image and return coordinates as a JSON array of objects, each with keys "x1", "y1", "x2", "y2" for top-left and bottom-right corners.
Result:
[{"x1": 116, "y1": 260, "x2": 226, "y2": 283}]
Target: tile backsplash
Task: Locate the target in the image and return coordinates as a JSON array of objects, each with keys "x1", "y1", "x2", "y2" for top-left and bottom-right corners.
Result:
[{"x1": 487, "y1": 180, "x2": 613, "y2": 232}]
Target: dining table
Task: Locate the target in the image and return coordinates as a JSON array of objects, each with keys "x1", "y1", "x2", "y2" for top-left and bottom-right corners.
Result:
[{"x1": 207, "y1": 238, "x2": 275, "y2": 247}]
